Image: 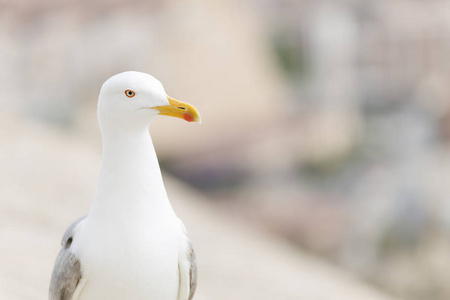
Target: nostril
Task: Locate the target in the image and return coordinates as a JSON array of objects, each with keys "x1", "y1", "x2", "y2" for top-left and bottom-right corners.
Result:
[{"x1": 177, "y1": 107, "x2": 187, "y2": 110}]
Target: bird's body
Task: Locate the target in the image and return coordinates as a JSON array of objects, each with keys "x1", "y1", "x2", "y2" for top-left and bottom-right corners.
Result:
[
  {"x1": 72, "y1": 131, "x2": 182, "y2": 300},
  {"x1": 49, "y1": 71, "x2": 199, "y2": 300}
]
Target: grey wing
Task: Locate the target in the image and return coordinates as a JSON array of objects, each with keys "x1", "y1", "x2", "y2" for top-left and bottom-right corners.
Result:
[
  {"x1": 49, "y1": 216, "x2": 86, "y2": 300},
  {"x1": 187, "y1": 241, "x2": 197, "y2": 300},
  {"x1": 178, "y1": 220, "x2": 197, "y2": 300}
]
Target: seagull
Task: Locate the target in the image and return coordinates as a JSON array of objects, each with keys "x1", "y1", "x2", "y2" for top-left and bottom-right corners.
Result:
[{"x1": 49, "y1": 71, "x2": 200, "y2": 300}]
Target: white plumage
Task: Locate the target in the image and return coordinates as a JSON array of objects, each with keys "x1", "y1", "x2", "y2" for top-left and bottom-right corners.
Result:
[{"x1": 49, "y1": 71, "x2": 199, "y2": 300}]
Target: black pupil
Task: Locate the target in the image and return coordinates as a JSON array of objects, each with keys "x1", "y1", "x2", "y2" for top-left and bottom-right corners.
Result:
[{"x1": 128, "y1": 91, "x2": 133, "y2": 96}]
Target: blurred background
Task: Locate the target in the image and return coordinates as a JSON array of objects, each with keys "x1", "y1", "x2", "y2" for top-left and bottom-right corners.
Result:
[{"x1": 1, "y1": 0, "x2": 450, "y2": 299}]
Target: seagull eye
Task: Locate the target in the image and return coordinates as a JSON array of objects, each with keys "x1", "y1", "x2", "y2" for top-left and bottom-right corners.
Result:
[{"x1": 125, "y1": 89, "x2": 135, "y2": 98}]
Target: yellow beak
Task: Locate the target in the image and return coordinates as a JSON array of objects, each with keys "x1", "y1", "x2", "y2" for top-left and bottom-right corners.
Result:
[{"x1": 152, "y1": 96, "x2": 202, "y2": 123}]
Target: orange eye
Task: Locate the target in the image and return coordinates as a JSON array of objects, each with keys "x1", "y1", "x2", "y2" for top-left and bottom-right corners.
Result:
[{"x1": 125, "y1": 89, "x2": 135, "y2": 98}]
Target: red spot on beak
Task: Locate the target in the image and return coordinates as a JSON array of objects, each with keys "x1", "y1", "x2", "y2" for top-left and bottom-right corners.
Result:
[{"x1": 183, "y1": 113, "x2": 194, "y2": 122}]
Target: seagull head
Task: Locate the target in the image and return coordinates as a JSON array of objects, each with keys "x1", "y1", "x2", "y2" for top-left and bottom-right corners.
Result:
[{"x1": 97, "y1": 71, "x2": 201, "y2": 131}]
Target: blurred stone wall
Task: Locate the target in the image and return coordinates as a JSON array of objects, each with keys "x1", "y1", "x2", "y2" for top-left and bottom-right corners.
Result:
[{"x1": 173, "y1": 1, "x2": 450, "y2": 299}]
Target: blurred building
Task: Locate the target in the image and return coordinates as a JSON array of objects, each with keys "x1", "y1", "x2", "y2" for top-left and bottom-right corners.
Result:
[{"x1": 179, "y1": 1, "x2": 450, "y2": 299}]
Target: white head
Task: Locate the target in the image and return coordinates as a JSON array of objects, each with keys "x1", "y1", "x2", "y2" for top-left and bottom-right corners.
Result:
[{"x1": 97, "y1": 71, "x2": 201, "y2": 132}]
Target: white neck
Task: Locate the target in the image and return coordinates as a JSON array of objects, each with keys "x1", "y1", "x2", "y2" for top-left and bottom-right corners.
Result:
[{"x1": 89, "y1": 126, "x2": 174, "y2": 224}]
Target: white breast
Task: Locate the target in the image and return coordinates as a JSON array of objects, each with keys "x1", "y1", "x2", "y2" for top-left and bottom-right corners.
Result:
[{"x1": 73, "y1": 214, "x2": 181, "y2": 300}]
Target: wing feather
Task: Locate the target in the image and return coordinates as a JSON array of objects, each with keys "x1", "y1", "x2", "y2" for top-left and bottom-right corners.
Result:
[
  {"x1": 49, "y1": 216, "x2": 86, "y2": 300},
  {"x1": 177, "y1": 220, "x2": 197, "y2": 300}
]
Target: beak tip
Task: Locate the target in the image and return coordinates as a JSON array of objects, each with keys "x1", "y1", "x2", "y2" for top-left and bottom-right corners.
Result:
[
  {"x1": 195, "y1": 114, "x2": 202, "y2": 124},
  {"x1": 183, "y1": 113, "x2": 202, "y2": 124}
]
